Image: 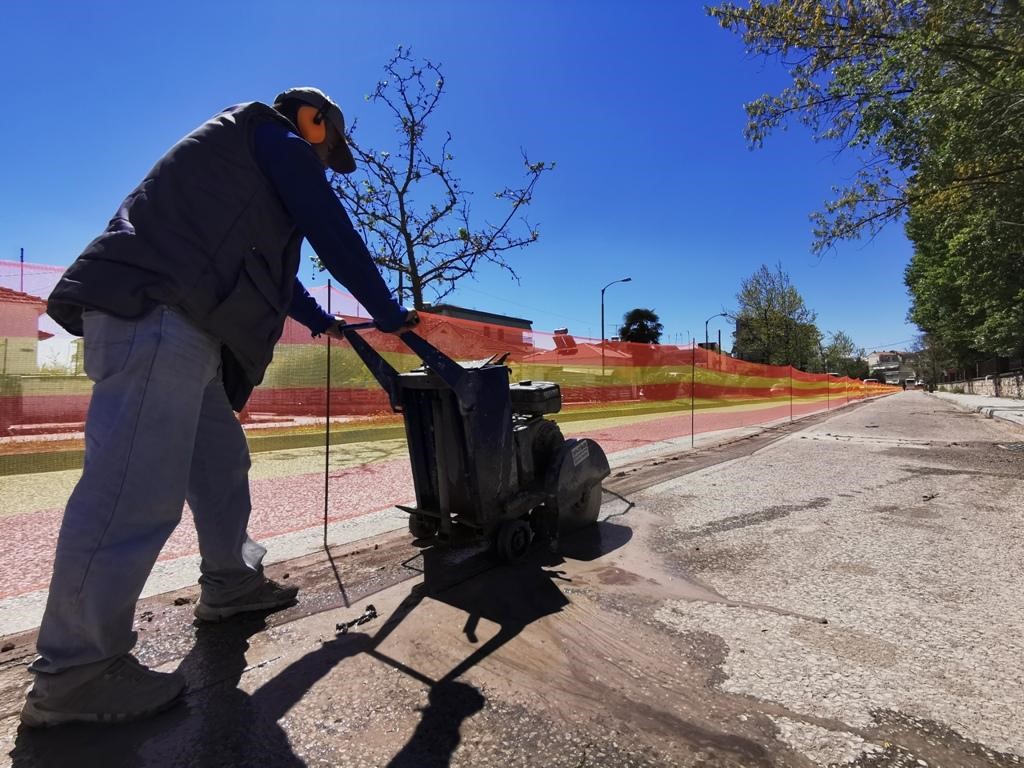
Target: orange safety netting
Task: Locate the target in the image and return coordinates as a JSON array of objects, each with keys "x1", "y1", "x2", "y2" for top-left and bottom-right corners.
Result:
[{"x1": 0, "y1": 261, "x2": 898, "y2": 459}]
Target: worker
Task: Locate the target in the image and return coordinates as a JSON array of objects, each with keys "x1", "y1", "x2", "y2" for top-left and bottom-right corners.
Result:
[{"x1": 21, "y1": 87, "x2": 418, "y2": 727}]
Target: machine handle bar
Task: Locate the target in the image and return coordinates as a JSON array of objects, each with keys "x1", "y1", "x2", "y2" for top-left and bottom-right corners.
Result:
[{"x1": 336, "y1": 320, "x2": 474, "y2": 411}]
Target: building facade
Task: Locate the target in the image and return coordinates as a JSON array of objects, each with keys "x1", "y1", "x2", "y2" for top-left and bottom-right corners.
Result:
[{"x1": 866, "y1": 350, "x2": 918, "y2": 384}]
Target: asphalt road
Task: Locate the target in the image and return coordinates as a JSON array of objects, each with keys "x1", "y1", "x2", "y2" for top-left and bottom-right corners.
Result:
[{"x1": 3, "y1": 392, "x2": 1022, "y2": 767}]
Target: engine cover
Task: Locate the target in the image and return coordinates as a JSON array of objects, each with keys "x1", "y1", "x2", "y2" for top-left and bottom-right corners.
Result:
[{"x1": 510, "y1": 380, "x2": 562, "y2": 415}]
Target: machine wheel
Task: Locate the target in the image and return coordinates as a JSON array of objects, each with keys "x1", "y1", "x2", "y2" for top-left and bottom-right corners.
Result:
[
  {"x1": 496, "y1": 519, "x2": 533, "y2": 563},
  {"x1": 530, "y1": 505, "x2": 560, "y2": 552},
  {"x1": 529, "y1": 504, "x2": 557, "y2": 539},
  {"x1": 409, "y1": 514, "x2": 439, "y2": 540}
]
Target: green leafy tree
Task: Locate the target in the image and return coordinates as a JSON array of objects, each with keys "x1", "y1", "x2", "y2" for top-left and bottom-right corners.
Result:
[
  {"x1": 912, "y1": 331, "x2": 955, "y2": 387},
  {"x1": 708, "y1": 1, "x2": 1024, "y2": 362},
  {"x1": 845, "y1": 357, "x2": 871, "y2": 380},
  {"x1": 732, "y1": 263, "x2": 821, "y2": 367},
  {"x1": 821, "y1": 329, "x2": 866, "y2": 376},
  {"x1": 329, "y1": 47, "x2": 554, "y2": 309},
  {"x1": 618, "y1": 308, "x2": 664, "y2": 344},
  {"x1": 905, "y1": 175, "x2": 1024, "y2": 361},
  {"x1": 822, "y1": 330, "x2": 855, "y2": 371}
]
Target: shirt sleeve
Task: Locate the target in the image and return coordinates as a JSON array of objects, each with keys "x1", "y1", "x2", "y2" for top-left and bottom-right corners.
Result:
[
  {"x1": 253, "y1": 120, "x2": 408, "y2": 333},
  {"x1": 288, "y1": 278, "x2": 334, "y2": 335}
]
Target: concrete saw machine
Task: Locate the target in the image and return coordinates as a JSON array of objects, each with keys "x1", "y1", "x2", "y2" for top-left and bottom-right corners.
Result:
[{"x1": 340, "y1": 322, "x2": 610, "y2": 562}]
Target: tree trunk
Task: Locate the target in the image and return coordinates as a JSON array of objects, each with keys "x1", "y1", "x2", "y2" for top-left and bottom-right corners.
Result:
[
  {"x1": 411, "y1": 280, "x2": 424, "y2": 310},
  {"x1": 405, "y1": 241, "x2": 424, "y2": 309}
]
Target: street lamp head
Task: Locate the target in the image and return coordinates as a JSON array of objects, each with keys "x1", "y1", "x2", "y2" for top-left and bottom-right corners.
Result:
[{"x1": 603, "y1": 277, "x2": 632, "y2": 292}]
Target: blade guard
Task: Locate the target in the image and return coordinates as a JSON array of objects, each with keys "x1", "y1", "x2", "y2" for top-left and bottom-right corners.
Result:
[{"x1": 545, "y1": 438, "x2": 610, "y2": 532}]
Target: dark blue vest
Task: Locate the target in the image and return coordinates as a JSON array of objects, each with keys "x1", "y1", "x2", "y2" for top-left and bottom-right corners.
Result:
[{"x1": 49, "y1": 102, "x2": 303, "y2": 409}]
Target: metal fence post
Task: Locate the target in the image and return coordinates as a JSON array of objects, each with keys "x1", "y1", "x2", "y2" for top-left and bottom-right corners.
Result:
[
  {"x1": 690, "y1": 339, "x2": 696, "y2": 448},
  {"x1": 324, "y1": 279, "x2": 332, "y2": 549},
  {"x1": 789, "y1": 366, "x2": 793, "y2": 423}
]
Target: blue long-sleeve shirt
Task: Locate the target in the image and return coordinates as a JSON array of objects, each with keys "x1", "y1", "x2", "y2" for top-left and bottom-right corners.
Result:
[{"x1": 252, "y1": 121, "x2": 406, "y2": 334}]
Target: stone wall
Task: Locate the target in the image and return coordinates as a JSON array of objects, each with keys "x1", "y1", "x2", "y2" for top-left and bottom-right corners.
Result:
[{"x1": 937, "y1": 372, "x2": 1024, "y2": 399}]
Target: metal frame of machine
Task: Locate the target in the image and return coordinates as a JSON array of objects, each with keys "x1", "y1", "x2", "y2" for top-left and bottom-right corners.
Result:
[{"x1": 340, "y1": 322, "x2": 610, "y2": 562}]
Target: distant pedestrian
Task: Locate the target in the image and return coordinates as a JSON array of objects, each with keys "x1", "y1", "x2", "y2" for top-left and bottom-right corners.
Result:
[{"x1": 22, "y1": 87, "x2": 418, "y2": 727}]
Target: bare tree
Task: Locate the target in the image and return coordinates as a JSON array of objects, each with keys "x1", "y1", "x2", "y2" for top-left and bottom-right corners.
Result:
[{"x1": 329, "y1": 46, "x2": 553, "y2": 309}]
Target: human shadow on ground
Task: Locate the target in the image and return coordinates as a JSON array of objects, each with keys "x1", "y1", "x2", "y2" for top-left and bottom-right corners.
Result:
[
  {"x1": 8, "y1": 612, "x2": 312, "y2": 768},
  {"x1": 8, "y1": 518, "x2": 632, "y2": 768}
]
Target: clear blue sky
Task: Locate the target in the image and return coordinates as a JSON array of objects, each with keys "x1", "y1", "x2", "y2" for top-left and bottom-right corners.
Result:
[{"x1": 0, "y1": 0, "x2": 918, "y2": 353}]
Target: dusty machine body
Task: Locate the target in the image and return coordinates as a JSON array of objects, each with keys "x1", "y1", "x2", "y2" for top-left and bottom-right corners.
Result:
[{"x1": 342, "y1": 323, "x2": 610, "y2": 562}]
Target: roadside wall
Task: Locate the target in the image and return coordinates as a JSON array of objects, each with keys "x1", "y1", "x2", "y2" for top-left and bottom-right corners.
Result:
[{"x1": 937, "y1": 372, "x2": 1024, "y2": 399}]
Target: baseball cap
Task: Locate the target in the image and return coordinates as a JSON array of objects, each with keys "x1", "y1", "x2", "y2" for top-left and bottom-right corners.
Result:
[{"x1": 273, "y1": 86, "x2": 356, "y2": 174}]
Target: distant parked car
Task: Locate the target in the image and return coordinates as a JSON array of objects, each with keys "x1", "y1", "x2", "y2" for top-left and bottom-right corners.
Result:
[{"x1": 863, "y1": 378, "x2": 880, "y2": 384}]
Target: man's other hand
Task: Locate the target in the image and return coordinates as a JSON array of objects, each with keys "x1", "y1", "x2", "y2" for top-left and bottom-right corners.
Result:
[
  {"x1": 322, "y1": 318, "x2": 347, "y2": 341},
  {"x1": 393, "y1": 310, "x2": 420, "y2": 335}
]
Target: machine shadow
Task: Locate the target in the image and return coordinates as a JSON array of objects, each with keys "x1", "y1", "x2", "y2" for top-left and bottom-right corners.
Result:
[{"x1": 381, "y1": 518, "x2": 633, "y2": 768}]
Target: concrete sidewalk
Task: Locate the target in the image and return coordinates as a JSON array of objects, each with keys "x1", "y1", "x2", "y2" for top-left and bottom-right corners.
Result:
[{"x1": 929, "y1": 390, "x2": 1024, "y2": 427}]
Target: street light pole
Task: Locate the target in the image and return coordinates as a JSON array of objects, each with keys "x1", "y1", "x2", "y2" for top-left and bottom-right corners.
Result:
[
  {"x1": 601, "y1": 277, "x2": 632, "y2": 376},
  {"x1": 704, "y1": 312, "x2": 728, "y2": 352}
]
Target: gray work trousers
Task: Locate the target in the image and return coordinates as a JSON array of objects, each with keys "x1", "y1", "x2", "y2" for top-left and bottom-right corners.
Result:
[{"x1": 31, "y1": 306, "x2": 265, "y2": 675}]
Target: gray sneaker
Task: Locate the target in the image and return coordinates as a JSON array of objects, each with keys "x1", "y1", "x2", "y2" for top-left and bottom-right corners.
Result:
[
  {"x1": 194, "y1": 579, "x2": 299, "y2": 622},
  {"x1": 20, "y1": 655, "x2": 186, "y2": 727}
]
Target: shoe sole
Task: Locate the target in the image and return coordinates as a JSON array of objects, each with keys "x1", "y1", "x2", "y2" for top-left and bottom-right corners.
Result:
[
  {"x1": 20, "y1": 686, "x2": 185, "y2": 728},
  {"x1": 193, "y1": 595, "x2": 298, "y2": 623}
]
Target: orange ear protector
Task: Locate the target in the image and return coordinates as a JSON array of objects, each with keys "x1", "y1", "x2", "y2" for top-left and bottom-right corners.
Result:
[{"x1": 296, "y1": 104, "x2": 328, "y2": 144}]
